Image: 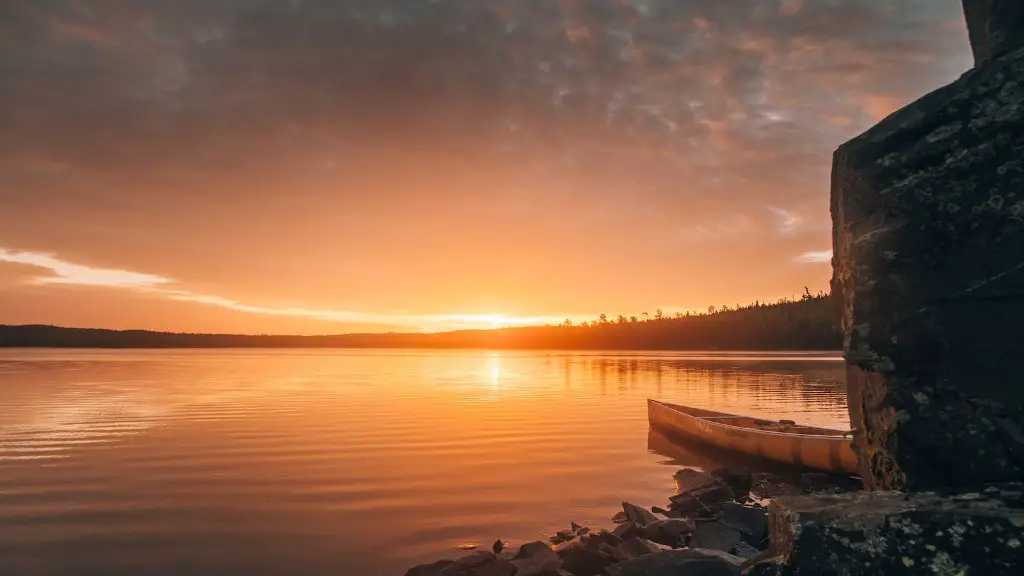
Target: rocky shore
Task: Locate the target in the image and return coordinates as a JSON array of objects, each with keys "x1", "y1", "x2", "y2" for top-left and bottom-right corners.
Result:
[{"x1": 404, "y1": 467, "x2": 855, "y2": 576}]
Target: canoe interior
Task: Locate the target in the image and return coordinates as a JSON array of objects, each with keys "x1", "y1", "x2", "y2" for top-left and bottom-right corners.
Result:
[{"x1": 657, "y1": 401, "x2": 849, "y2": 437}]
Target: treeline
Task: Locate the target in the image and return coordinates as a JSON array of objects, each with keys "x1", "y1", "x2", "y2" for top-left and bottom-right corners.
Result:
[{"x1": 0, "y1": 290, "x2": 840, "y2": 350}]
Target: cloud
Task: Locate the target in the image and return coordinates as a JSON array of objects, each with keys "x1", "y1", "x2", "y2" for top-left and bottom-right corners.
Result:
[
  {"x1": 0, "y1": 247, "x2": 575, "y2": 331},
  {"x1": 768, "y1": 206, "x2": 802, "y2": 235},
  {"x1": 794, "y1": 250, "x2": 832, "y2": 264},
  {"x1": 0, "y1": 249, "x2": 171, "y2": 288}
]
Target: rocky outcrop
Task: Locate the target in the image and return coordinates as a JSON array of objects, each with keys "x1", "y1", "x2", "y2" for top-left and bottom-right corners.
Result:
[
  {"x1": 832, "y1": 0, "x2": 1024, "y2": 491},
  {"x1": 757, "y1": 487, "x2": 1024, "y2": 575}
]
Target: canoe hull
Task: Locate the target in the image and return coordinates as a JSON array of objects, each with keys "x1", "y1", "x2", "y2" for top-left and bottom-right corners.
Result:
[{"x1": 648, "y1": 399, "x2": 859, "y2": 475}]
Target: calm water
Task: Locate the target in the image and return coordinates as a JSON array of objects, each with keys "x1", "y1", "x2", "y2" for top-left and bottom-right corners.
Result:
[{"x1": 0, "y1": 349, "x2": 849, "y2": 575}]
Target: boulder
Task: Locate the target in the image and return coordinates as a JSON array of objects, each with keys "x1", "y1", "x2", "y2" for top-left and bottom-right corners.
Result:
[
  {"x1": 622, "y1": 501, "x2": 660, "y2": 526},
  {"x1": 405, "y1": 559, "x2": 456, "y2": 576},
  {"x1": 711, "y1": 467, "x2": 754, "y2": 498},
  {"x1": 589, "y1": 529, "x2": 623, "y2": 549},
  {"x1": 832, "y1": 0, "x2": 1024, "y2": 491},
  {"x1": 614, "y1": 537, "x2": 662, "y2": 561},
  {"x1": 674, "y1": 468, "x2": 723, "y2": 493},
  {"x1": 606, "y1": 550, "x2": 742, "y2": 576},
  {"x1": 511, "y1": 541, "x2": 562, "y2": 576},
  {"x1": 438, "y1": 552, "x2": 515, "y2": 576},
  {"x1": 690, "y1": 522, "x2": 742, "y2": 553},
  {"x1": 612, "y1": 521, "x2": 638, "y2": 539},
  {"x1": 718, "y1": 502, "x2": 768, "y2": 543},
  {"x1": 611, "y1": 511, "x2": 629, "y2": 524},
  {"x1": 766, "y1": 489, "x2": 1024, "y2": 575},
  {"x1": 549, "y1": 529, "x2": 576, "y2": 544},
  {"x1": 638, "y1": 518, "x2": 697, "y2": 548},
  {"x1": 558, "y1": 542, "x2": 616, "y2": 576},
  {"x1": 685, "y1": 548, "x2": 745, "y2": 567}
]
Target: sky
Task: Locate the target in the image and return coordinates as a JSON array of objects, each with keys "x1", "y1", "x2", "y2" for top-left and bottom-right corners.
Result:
[{"x1": 0, "y1": 0, "x2": 974, "y2": 334}]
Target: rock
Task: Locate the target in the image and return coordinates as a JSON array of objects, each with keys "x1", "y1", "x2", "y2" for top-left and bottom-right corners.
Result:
[
  {"x1": 492, "y1": 540, "x2": 504, "y2": 554},
  {"x1": 559, "y1": 542, "x2": 616, "y2": 576},
  {"x1": 405, "y1": 559, "x2": 456, "y2": 576},
  {"x1": 711, "y1": 467, "x2": 754, "y2": 498},
  {"x1": 670, "y1": 470, "x2": 735, "y2": 515},
  {"x1": 686, "y1": 548, "x2": 745, "y2": 567},
  {"x1": 438, "y1": 552, "x2": 515, "y2": 576},
  {"x1": 614, "y1": 537, "x2": 662, "y2": 561},
  {"x1": 651, "y1": 505, "x2": 668, "y2": 515},
  {"x1": 511, "y1": 541, "x2": 561, "y2": 576},
  {"x1": 638, "y1": 518, "x2": 697, "y2": 548},
  {"x1": 611, "y1": 511, "x2": 629, "y2": 524},
  {"x1": 731, "y1": 540, "x2": 761, "y2": 558},
  {"x1": 589, "y1": 529, "x2": 622, "y2": 549},
  {"x1": 576, "y1": 527, "x2": 590, "y2": 536},
  {"x1": 570, "y1": 521, "x2": 582, "y2": 533},
  {"x1": 622, "y1": 501, "x2": 660, "y2": 527},
  {"x1": 612, "y1": 521, "x2": 638, "y2": 540},
  {"x1": 767, "y1": 490, "x2": 1024, "y2": 575},
  {"x1": 799, "y1": 473, "x2": 832, "y2": 493},
  {"x1": 606, "y1": 550, "x2": 742, "y2": 576},
  {"x1": 549, "y1": 529, "x2": 576, "y2": 544},
  {"x1": 718, "y1": 502, "x2": 768, "y2": 543},
  {"x1": 962, "y1": 0, "x2": 1024, "y2": 66},
  {"x1": 690, "y1": 522, "x2": 742, "y2": 553},
  {"x1": 674, "y1": 468, "x2": 722, "y2": 493},
  {"x1": 832, "y1": 0, "x2": 1024, "y2": 491}
]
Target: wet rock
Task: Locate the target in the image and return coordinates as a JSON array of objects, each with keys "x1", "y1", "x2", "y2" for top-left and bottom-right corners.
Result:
[
  {"x1": 690, "y1": 522, "x2": 742, "y2": 553},
  {"x1": 711, "y1": 467, "x2": 754, "y2": 499},
  {"x1": 570, "y1": 521, "x2": 582, "y2": 533},
  {"x1": 622, "y1": 501, "x2": 660, "y2": 526},
  {"x1": 614, "y1": 537, "x2": 662, "y2": 561},
  {"x1": 405, "y1": 559, "x2": 456, "y2": 576},
  {"x1": 559, "y1": 542, "x2": 616, "y2": 576},
  {"x1": 611, "y1": 511, "x2": 629, "y2": 524},
  {"x1": 589, "y1": 529, "x2": 622, "y2": 550},
  {"x1": 731, "y1": 540, "x2": 761, "y2": 558},
  {"x1": 638, "y1": 518, "x2": 697, "y2": 548},
  {"x1": 670, "y1": 470, "x2": 735, "y2": 515},
  {"x1": 832, "y1": 1, "x2": 1024, "y2": 491},
  {"x1": 606, "y1": 550, "x2": 742, "y2": 576},
  {"x1": 438, "y1": 552, "x2": 514, "y2": 576},
  {"x1": 651, "y1": 505, "x2": 669, "y2": 515},
  {"x1": 511, "y1": 541, "x2": 561, "y2": 576},
  {"x1": 718, "y1": 502, "x2": 768, "y2": 543},
  {"x1": 492, "y1": 540, "x2": 504, "y2": 554},
  {"x1": 767, "y1": 490, "x2": 1024, "y2": 575},
  {"x1": 549, "y1": 529, "x2": 576, "y2": 544},
  {"x1": 674, "y1": 468, "x2": 723, "y2": 493},
  {"x1": 612, "y1": 521, "x2": 638, "y2": 540},
  {"x1": 686, "y1": 548, "x2": 745, "y2": 567}
]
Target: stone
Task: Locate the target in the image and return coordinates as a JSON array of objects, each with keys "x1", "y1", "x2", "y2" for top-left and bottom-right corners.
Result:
[
  {"x1": 405, "y1": 559, "x2": 456, "y2": 576},
  {"x1": 685, "y1": 548, "x2": 745, "y2": 567},
  {"x1": 511, "y1": 541, "x2": 562, "y2": 576},
  {"x1": 611, "y1": 511, "x2": 629, "y2": 524},
  {"x1": 731, "y1": 540, "x2": 761, "y2": 558},
  {"x1": 962, "y1": 0, "x2": 1024, "y2": 66},
  {"x1": 718, "y1": 502, "x2": 768, "y2": 543},
  {"x1": 711, "y1": 467, "x2": 754, "y2": 498},
  {"x1": 651, "y1": 505, "x2": 669, "y2": 515},
  {"x1": 690, "y1": 522, "x2": 742, "y2": 553},
  {"x1": 614, "y1": 537, "x2": 662, "y2": 561},
  {"x1": 438, "y1": 552, "x2": 515, "y2": 576},
  {"x1": 612, "y1": 521, "x2": 638, "y2": 539},
  {"x1": 589, "y1": 529, "x2": 622, "y2": 549},
  {"x1": 492, "y1": 540, "x2": 504, "y2": 554},
  {"x1": 570, "y1": 521, "x2": 582, "y2": 533},
  {"x1": 550, "y1": 529, "x2": 576, "y2": 544},
  {"x1": 622, "y1": 501, "x2": 660, "y2": 526},
  {"x1": 606, "y1": 550, "x2": 742, "y2": 576},
  {"x1": 832, "y1": 33, "x2": 1024, "y2": 491},
  {"x1": 766, "y1": 490, "x2": 1024, "y2": 575},
  {"x1": 638, "y1": 518, "x2": 697, "y2": 548},
  {"x1": 674, "y1": 468, "x2": 722, "y2": 493},
  {"x1": 558, "y1": 542, "x2": 616, "y2": 576}
]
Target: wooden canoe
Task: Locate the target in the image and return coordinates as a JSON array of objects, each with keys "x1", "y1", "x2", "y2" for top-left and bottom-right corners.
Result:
[{"x1": 648, "y1": 399, "x2": 859, "y2": 474}]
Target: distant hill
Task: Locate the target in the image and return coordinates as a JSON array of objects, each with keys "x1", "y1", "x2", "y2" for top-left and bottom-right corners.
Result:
[{"x1": 0, "y1": 292, "x2": 840, "y2": 350}]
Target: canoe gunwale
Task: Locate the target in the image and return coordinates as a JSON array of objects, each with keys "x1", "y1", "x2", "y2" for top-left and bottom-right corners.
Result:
[{"x1": 648, "y1": 399, "x2": 851, "y2": 441}]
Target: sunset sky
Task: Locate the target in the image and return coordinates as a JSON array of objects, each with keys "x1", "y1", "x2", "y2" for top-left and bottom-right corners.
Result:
[{"x1": 0, "y1": 0, "x2": 973, "y2": 334}]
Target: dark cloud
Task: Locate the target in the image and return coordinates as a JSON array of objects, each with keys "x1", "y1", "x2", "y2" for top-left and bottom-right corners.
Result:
[{"x1": 0, "y1": 0, "x2": 974, "y2": 324}]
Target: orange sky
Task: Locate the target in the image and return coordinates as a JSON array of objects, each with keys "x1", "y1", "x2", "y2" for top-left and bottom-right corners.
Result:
[{"x1": 0, "y1": 1, "x2": 973, "y2": 334}]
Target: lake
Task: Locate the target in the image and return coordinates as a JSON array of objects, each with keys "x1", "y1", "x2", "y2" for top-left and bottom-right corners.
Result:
[{"x1": 0, "y1": 349, "x2": 849, "y2": 575}]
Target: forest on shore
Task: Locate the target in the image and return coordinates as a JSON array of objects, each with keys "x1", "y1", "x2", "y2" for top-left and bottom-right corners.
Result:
[{"x1": 0, "y1": 290, "x2": 840, "y2": 350}]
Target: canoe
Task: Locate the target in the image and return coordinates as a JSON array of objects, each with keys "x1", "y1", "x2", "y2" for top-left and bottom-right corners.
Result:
[{"x1": 647, "y1": 399, "x2": 859, "y2": 475}]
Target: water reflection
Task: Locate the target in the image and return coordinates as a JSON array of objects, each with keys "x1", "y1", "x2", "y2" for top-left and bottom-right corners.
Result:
[{"x1": 0, "y1": 349, "x2": 848, "y2": 575}]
